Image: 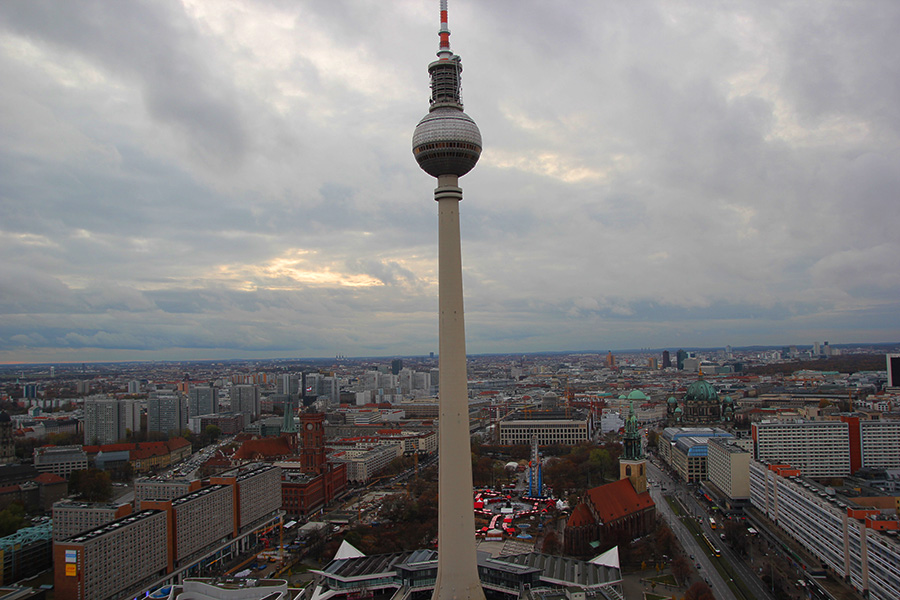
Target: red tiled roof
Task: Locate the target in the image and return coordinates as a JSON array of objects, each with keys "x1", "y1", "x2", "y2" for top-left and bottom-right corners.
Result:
[
  {"x1": 166, "y1": 437, "x2": 191, "y2": 451},
  {"x1": 585, "y1": 478, "x2": 655, "y2": 525},
  {"x1": 34, "y1": 473, "x2": 66, "y2": 484},
  {"x1": 233, "y1": 436, "x2": 292, "y2": 460},
  {"x1": 566, "y1": 502, "x2": 596, "y2": 528}
]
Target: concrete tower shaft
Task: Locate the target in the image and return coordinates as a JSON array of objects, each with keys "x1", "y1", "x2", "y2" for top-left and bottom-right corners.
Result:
[{"x1": 413, "y1": 3, "x2": 485, "y2": 600}]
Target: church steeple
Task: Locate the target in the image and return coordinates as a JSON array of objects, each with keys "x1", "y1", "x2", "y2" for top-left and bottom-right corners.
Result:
[
  {"x1": 620, "y1": 401, "x2": 648, "y2": 494},
  {"x1": 282, "y1": 395, "x2": 298, "y2": 434},
  {"x1": 623, "y1": 401, "x2": 642, "y2": 461}
]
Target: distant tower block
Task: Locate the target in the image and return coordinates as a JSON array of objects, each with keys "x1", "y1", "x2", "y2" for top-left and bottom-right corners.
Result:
[{"x1": 412, "y1": 2, "x2": 484, "y2": 600}]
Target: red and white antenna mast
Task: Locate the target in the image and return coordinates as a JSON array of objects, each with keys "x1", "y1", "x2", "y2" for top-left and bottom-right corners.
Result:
[{"x1": 438, "y1": 0, "x2": 452, "y2": 59}]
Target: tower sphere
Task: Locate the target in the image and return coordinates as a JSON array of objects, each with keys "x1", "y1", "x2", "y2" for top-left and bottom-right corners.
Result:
[{"x1": 412, "y1": 107, "x2": 482, "y2": 178}]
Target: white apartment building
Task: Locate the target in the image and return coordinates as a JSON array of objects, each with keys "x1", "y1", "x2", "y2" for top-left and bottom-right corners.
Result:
[
  {"x1": 52, "y1": 501, "x2": 133, "y2": 541},
  {"x1": 83, "y1": 396, "x2": 141, "y2": 445},
  {"x1": 147, "y1": 393, "x2": 188, "y2": 437},
  {"x1": 231, "y1": 385, "x2": 260, "y2": 422},
  {"x1": 752, "y1": 421, "x2": 851, "y2": 476},
  {"x1": 750, "y1": 461, "x2": 900, "y2": 600},
  {"x1": 753, "y1": 419, "x2": 900, "y2": 477},
  {"x1": 332, "y1": 443, "x2": 402, "y2": 484},
  {"x1": 707, "y1": 437, "x2": 750, "y2": 501},
  {"x1": 860, "y1": 421, "x2": 900, "y2": 469}
]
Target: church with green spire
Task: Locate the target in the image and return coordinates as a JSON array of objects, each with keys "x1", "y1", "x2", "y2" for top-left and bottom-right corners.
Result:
[{"x1": 619, "y1": 402, "x2": 648, "y2": 494}]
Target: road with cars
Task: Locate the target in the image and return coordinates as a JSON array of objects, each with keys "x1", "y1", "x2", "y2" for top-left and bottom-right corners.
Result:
[
  {"x1": 648, "y1": 458, "x2": 777, "y2": 600},
  {"x1": 648, "y1": 460, "x2": 738, "y2": 600}
]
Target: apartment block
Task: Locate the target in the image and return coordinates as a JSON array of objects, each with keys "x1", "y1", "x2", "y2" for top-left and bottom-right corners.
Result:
[
  {"x1": 752, "y1": 419, "x2": 900, "y2": 476},
  {"x1": 54, "y1": 509, "x2": 169, "y2": 600},
  {"x1": 51, "y1": 500, "x2": 132, "y2": 541},
  {"x1": 143, "y1": 484, "x2": 234, "y2": 570},
  {"x1": 706, "y1": 437, "x2": 750, "y2": 503},
  {"x1": 54, "y1": 464, "x2": 284, "y2": 600},
  {"x1": 657, "y1": 427, "x2": 732, "y2": 478},
  {"x1": 211, "y1": 464, "x2": 282, "y2": 534},
  {"x1": 860, "y1": 421, "x2": 900, "y2": 470},
  {"x1": 83, "y1": 396, "x2": 141, "y2": 445},
  {"x1": 135, "y1": 477, "x2": 202, "y2": 509},
  {"x1": 332, "y1": 443, "x2": 402, "y2": 484},
  {"x1": 750, "y1": 461, "x2": 900, "y2": 600},
  {"x1": 753, "y1": 421, "x2": 851, "y2": 476}
]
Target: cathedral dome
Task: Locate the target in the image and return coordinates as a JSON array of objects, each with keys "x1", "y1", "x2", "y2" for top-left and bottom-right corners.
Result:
[
  {"x1": 667, "y1": 396, "x2": 678, "y2": 405},
  {"x1": 627, "y1": 390, "x2": 649, "y2": 401},
  {"x1": 684, "y1": 379, "x2": 718, "y2": 404}
]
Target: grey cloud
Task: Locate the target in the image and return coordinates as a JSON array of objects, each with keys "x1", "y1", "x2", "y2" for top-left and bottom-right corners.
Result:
[{"x1": 0, "y1": 0, "x2": 249, "y2": 169}]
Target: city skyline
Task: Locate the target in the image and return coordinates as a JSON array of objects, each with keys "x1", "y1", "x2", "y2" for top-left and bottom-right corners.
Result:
[{"x1": 2, "y1": 1, "x2": 899, "y2": 364}]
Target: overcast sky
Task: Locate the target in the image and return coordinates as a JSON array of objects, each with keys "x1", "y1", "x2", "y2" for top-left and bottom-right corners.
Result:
[{"x1": 1, "y1": 0, "x2": 899, "y2": 364}]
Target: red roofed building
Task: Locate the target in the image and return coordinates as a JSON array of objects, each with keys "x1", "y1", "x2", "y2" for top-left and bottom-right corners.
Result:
[
  {"x1": 563, "y1": 477, "x2": 655, "y2": 556},
  {"x1": 232, "y1": 436, "x2": 293, "y2": 461}
]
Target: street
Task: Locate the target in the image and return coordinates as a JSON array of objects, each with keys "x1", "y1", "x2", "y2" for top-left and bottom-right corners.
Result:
[{"x1": 648, "y1": 458, "x2": 777, "y2": 600}]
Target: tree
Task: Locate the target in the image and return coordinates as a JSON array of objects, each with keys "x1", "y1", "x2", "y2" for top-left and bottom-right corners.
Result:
[
  {"x1": 723, "y1": 519, "x2": 746, "y2": 554},
  {"x1": 70, "y1": 468, "x2": 113, "y2": 502},
  {"x1": 205, "y1": 424, "x2": 221, "y2": 442},
  {"x1": 684, "y1": 581, "x2": 715, "y2": 600},
  {"x1": 654, "y1": 521, "x2": 676, "y2": 559},
  {"x1": 671, "y1": 555, "x2": 692, "y2": 586},
  {"x1": 0, "y1": 503, "x2": 26, "y2": 537},
  {"x1": 541, "y1": 531, "x2": 560, "y2": 555}
]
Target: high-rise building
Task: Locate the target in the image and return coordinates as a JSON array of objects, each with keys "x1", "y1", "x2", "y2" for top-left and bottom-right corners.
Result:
[
  {"x1": 887, "y1": 354, "x2": 900, "y2": 388},
  {"x1": 391, "y1": 359, "x2": 403, "y2": 375},
  {"x1": 188, "y1": 384, "x2": 217, "y2": 417},
  {"x1": 676, "y1": 349, "x2": 687, "y2": 370},
  {"x1": 52, "y1": 500, "x2": 133, "y2": 541},
  {"x1": 147, "y1": 393, "x2": 188, "y2": 438},
  {"x1": 752, "y1": 418, "x2": 900, "y2": 476},
  {"x1": 661, "y1": 350, "x2": 671, "y2": 369},
  {"x1": 54, "y1": 464, "x2": 284, "y2": 600},
  {"x1": 83, "y1": 396, "x2": 141, "y2": 445},
  {"x1": 276, "y1": 374, "x2": 300, "y2": 397},
  {"x1": 306, "y1": 372, "x2": 324, "y2": 397},
  {"x1": 231, "y1": 384, "x2": 260, "y2": 424},
  {"x1": 412, "y1": 2, "x2": 483, "y2": 598}
]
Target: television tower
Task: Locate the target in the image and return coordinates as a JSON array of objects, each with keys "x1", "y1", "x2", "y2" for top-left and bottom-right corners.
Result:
[{"x1": 412, "y1": 2, "x2": 484, "y2": 600}]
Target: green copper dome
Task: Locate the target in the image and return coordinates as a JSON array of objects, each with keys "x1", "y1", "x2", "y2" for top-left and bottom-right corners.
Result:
[
  {"x1": 685, "y1": 379, "x2": 718, "y2": 403},
  {"x1": 667, "y1": 396, "x2": 678, "y2": 404},
  {"x1": 627, "y1": 390, "x2": 649, "y2": 400}
]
